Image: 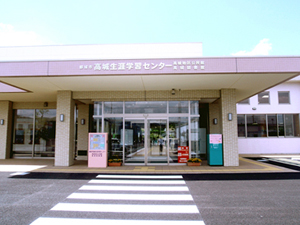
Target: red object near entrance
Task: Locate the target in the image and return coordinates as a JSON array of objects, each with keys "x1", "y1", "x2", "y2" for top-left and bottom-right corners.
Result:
[{"x1": 178, "y1": 146, "x2": 189, "y2": 163}]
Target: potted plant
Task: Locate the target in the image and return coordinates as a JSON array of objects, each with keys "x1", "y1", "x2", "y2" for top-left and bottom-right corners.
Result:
[
  {"x1": 187, "y1": 158, "x2": 202, "y2": 166},
  {"x1": 108, "y1": 156, "x2": 122, "y2": 166}
]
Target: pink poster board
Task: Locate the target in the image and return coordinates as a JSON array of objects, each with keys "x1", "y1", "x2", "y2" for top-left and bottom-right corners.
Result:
[
  {"x1": 88, "y1": 133, "x2": 108, "y2": 168},
  {"x1": 209, "y1": 134, "x2": 222, "y2": 144},
  {"x1": 178, "y1": 146, "x2": 189, "y2": 163}
]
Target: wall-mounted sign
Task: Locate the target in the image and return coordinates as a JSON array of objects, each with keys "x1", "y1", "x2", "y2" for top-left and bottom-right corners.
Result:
[
  {"x1": 178, "y1": 146, "x2": 189, "y2": 163},
  {"x1": 79, "y1": 60, "x2": 205, "y2": 72},
  {"x1": 88, "y1": 133, "x2": 108, "y2": 168},
  {"x1": 209, "y1": 134, "x2": 222, "y2": 144}
]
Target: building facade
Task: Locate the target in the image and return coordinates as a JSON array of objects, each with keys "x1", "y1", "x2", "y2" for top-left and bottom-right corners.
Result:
[
  {"x1": 0, "y1": 43, "x2": 299, "y2": 166},
  {"x1": 237, "y1": 76, "x2": 300, "y2": 154}
]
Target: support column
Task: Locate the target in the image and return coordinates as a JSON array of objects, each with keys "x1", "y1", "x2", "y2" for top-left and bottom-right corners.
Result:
[
  {"x1": 55, "y1": 91, "x2": 75, "y2": 166},
  {"x1": 0, "y1": 101, "x2": 13, "y2": 159},
  {"x1": 221, "y1": 89, "x2": 239, "y2": 166},
  {"x1": 77, "y1": 104, "x2": 89, "y2": 159}
]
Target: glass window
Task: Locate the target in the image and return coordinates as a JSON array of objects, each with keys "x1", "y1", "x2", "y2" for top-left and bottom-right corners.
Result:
[
  {"x1": 34, "y1": 109, "x2": 56, "y2": 156},
  {"x1": 169, "y1": 101, "x2": 188, "y2": 113},
  {"x1": 190, "y1": 101, "x2": 199, "y2": 115},
  {"x1": 267, "y1": 114, "x2": 277, "y2": 136},
  {"x1": 125, "y1": 101, "x2": 167, "y2": 114},
  {"x1": 13, "y1": 110, "x2": 34, "y2": 156},
  {"x1": 12, "y1": 109, "x2": 56, "y2": 157},
  {"x1": 238, "y1": 114, "x2": 300, "y2": 138},
  {"x1": 238, "y1": 98, "x2": 250, "y2": 104},
  {"x1": 169, "y1": 117, "x2": 189, "y2": 163},
  {"x1": 246, "y1": 114, "x2": 267, "y2": 137},
  {"x1": 278, "y1": 91, "x2": 290, "y2": 104},
  {"x1": 94, "y1": 102, "x2": 102, "y2": 115},
  {"x1": 237, "y1": 114, "x2": 246, "y2": 137},
  {"x1": 190, "y1": 117, "x2": 206, "y2": 158},
  {"x1": 278, "y1": 114, "x2": 284, "y2": 136},
  {"x1": 258, "y1": 91, "x2": 270, "y2": 104},
  {"x1": 104, "y1": 102, "x2": 123, "y2": 114},
  {"x1": 293, "y1": 114, "x2": 300, "y2": 137},
  {"x1": 104, "y1": 117, "x2": 123, "y2": 159},
  {"x1": 93, "y1": 118, "x2": 102, "y2": 133},
  {"x1": 285, "y1": 114, "x2": 294, "y2": 136}
]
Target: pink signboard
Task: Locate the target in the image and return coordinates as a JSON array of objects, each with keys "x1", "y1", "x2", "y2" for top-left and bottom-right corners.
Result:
[
  {"x1": 178, "y1": 146, "x2": 189, "y2": 163},
  {"x1": 88, "y1": 133, "x2": 108, "y2": 168},
  {"x1": 209, "y1": 134, "x2": 222, "y2": 144}
]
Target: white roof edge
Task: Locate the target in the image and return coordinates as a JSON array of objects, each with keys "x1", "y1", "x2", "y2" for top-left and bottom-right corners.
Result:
[
  {"x1": 286, "y1": 75, "x2": 300, "y2": 82},
  {"x1": 0, "y1": 42, "x2": 203, "y2": 61}
]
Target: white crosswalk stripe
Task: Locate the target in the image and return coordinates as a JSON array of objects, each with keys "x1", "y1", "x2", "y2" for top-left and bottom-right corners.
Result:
[
  {"x1": 68, "y1": 193, "x2": 194, "y2": 200},
  {"x1": 79, "y1": 185, "x2": 189, "y2": 191},
  {"x1": 30, "y1": 174, "x2": 205, "y2": 225},
  {"x1": 89, "y1": 179, "x2": 186, "y2": 184},
  {"x1": 31, "y1": 218, "x2": 205, "y2": 225},
  {"x1": 96, "y1": 175, "x2": 184, "y2": 179}
]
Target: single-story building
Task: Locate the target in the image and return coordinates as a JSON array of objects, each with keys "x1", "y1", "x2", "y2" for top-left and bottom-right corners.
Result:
[{"x1": 0, "y1": 43, "x2": 299, "y2": 166}]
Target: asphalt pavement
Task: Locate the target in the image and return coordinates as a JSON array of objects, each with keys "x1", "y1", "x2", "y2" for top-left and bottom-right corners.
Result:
[{"x1": 1, "y1": 156, "x2": 300, "y2": 225}]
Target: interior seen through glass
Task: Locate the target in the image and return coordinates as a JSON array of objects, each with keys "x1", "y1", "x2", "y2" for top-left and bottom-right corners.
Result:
[{"x1": 94, "y1": 101, "x2": 204, "y2": 165}]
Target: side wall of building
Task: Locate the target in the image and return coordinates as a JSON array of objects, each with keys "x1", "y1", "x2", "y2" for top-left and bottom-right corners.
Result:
[{"x1": 237, "y1": 82, "x2": 300, "y2": 154}]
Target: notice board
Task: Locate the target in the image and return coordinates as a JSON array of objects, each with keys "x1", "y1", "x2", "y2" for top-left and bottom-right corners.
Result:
[
  {"x1": 88, "y1": 133, "x2": 108, "y2": 168},
  {"x1": 178, "y1": 146, "x2": 189, "y2": 163}
]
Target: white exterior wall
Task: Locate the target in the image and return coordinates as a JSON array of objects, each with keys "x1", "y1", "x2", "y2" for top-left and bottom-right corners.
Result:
[
  {"x1": 237, "y1": 82, "x2": 300, "y2": 114},
  {"x1": 239, "y1": 138, "x2": 300, "y2": 154},
  {"x1": 237, "y1": 80, "x2": 300, "y2": 154}
]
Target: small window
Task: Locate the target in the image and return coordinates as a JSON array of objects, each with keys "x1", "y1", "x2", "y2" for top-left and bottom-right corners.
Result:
[
  {"x1": 246, "y1": 114, "x2": 267, "y2": 137},
  {"x1": 258, "y1": 91, "x2": 270, "y2": 104},
  {"x1": 104, "y1": 102, "x2": 123, "y2": 114},
  {"x1": 237, "y1": 114, "x2": 246, "y2": 137},
  {"x1": 169, "y1": 101, "x2": 188, "y2": 113},
  {"x1": 278, "y1": 91, "x2": 290, "y2": 104},
  {"x1": 238, "y1": 98, "x2": 250, "y2": 104}
]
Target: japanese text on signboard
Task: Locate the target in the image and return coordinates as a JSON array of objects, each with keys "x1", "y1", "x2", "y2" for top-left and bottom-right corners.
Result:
[{"x1": 79, "y1": 60, "x2": 205, "y2": 72}]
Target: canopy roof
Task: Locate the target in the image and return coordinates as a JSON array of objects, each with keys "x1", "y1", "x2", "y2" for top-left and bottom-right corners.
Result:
[{"x1": 0, "y1": 44, "x2": 299, "y2": 103}]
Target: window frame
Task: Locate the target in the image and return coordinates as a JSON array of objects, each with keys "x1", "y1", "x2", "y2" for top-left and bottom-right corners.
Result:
[
  {"x1": 278, "y1": 91, "x2": 290, "y2": 104},
  {"x1": 258, "y1": 91, "x2": 270, "y2": 104}
]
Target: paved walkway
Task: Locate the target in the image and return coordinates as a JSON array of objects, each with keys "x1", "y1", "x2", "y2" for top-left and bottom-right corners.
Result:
[{"x1": 0, "y1": 156, "x2": 299, "y2": 174}]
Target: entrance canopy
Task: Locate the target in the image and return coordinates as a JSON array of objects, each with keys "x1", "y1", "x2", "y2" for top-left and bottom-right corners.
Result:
[
  {"x1": 0, "y1": 57, "x2": 299, "y2": 103},
  {"x1": 0, "y1": 44, "x2": 299, "y2": 103}
]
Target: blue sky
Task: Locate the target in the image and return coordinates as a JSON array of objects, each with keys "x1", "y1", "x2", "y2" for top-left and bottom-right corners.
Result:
[{"x1": 0, "y1": 0, "x2": 299, "y2": 56}]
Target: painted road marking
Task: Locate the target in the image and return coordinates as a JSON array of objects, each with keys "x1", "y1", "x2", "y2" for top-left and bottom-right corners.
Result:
[
  {"x1": 30, "y1": 174, "x2": 205, "y2": 225},
  {"x1": 96, "y1": 175, "x2": 183, "y2": 179},
  {"x1": 68, "y1": 193, "x2": 193, "y2": 201},
  {"x1": 51, "y1": 202, "x2": 199, "y2": 213},
  {"x1": 89, "y1": 179, "x2": 186, "y2": 184},
  {"x1": 31, "y1": 217, "x2": 205, "y2": 225},
  {"x1": 79, "y1": 185, "x2": 189, "y2": 191}
]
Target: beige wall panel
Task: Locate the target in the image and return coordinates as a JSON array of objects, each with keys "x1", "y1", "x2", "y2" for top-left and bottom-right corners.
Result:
[
  {"x1": 55, "y1": 91, "x2": 75, "y2": 166},
  {"x1": 0, "y1": 101, "x2": 13, "y2": 159},
  {"x1": 221, "y1": 89, "x2": 239, "y2": 166},
  {"x1": 73, "y1": 90, "x2": 220, "y2": 101},
  {"x1": 209, "y1": 98, "x2": 222, "y2": 134},
  {"x1": 77, "y1": 104, "x2": 89, "y2": 151},
  {"x1": 13, "y1": 102, "x2": 56, "y2": 109}
]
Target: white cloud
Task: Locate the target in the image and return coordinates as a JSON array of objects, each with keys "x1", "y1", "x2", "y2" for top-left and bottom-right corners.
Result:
[
  {"x1": 0, "y1": 23, "x2": 56, "y2": 46},
  {"x1": 232, "y1": 38, "x2": 272, "y2": 56}
]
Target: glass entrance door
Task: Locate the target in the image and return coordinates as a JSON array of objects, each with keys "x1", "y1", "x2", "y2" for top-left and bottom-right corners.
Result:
[
  {"x1": 146, "y1": 119, "x2": 168, "y2": 164},
  {"x1": 124, "y1": 119, "x2": 145, "y2": 164},
  {"x1": 124, "y1": 118, "x2": 167, "y2": 165}
]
